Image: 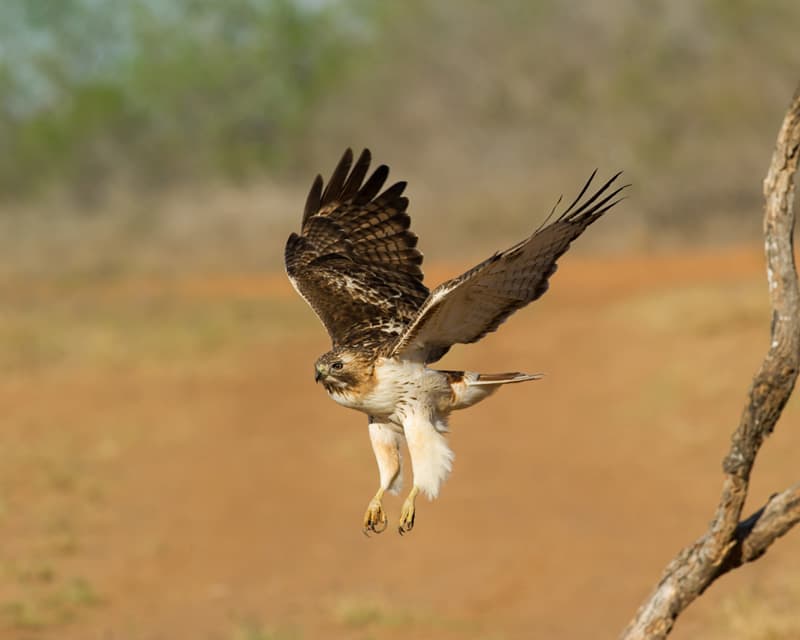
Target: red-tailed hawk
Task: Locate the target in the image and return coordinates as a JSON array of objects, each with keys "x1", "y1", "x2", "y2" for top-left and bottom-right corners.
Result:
[{"x1": 285, "y1": 149, "x2": 626, "y2": 535}]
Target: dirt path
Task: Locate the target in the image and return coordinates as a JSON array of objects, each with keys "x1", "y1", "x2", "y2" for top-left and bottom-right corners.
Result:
[{"x1": 1, "y1": 248, "x2": 798, "y2": 639}]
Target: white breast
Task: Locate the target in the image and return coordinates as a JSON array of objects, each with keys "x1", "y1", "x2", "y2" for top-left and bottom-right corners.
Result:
[{"x1": 329, "y1": 358, "x2": 449, "y2": 421}]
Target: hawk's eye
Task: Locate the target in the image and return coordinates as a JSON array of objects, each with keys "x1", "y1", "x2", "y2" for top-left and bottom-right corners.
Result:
[{"x1": 331, "y1": 361, "x2": 344, "y2": 371}]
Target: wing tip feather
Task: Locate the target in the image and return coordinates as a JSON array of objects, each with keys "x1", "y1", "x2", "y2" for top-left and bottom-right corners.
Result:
[{"x1": 555, "y1": 170, "x2": 628, "y2": 227}]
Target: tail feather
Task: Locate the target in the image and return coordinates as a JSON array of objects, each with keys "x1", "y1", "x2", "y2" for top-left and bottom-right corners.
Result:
[
  {"x1": 471, "y1": 372, "x2": 544, "y2": 385},
  {"x1": 441, "y1": 369, "x2": 543, "y2": 411}
]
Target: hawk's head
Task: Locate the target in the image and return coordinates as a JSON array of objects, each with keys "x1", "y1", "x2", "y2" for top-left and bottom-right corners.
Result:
[{"x1": 314, "y1": 348, "x2": 374, "y2": 393}]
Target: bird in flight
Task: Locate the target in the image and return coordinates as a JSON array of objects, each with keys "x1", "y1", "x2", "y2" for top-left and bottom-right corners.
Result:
[{"x1": 285, "y1": 149, "x2": 626, "y2": 535}]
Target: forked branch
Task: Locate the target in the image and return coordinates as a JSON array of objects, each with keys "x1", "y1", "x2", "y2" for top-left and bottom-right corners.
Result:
[{"x1": 620, "y1": 85, "x2": 800, "y2": 640}]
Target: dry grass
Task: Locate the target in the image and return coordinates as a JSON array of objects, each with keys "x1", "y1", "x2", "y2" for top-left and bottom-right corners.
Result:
[
  {"x1": 0, "y1": 270, "x2": 310, "y2": 373},
  {"x1": 704, "y1": 578, "x2": 800, "y2": 640}
]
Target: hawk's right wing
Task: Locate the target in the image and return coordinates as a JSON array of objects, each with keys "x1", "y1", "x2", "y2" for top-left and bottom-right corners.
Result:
[
  {"x1": 285, "y1": 149, "x2": 429, "y2": 351},
  {"x1": 391, "y1": 172, "x2": 627, "y2": 363}
]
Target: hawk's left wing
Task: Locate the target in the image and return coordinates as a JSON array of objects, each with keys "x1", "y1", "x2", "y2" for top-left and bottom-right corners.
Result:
[
  {"x1": 391, "y1": 171, "x2": 627, "y2": 363},
  {"x1": 285, "y1": 148, "x2": 429, "y2": 350}
]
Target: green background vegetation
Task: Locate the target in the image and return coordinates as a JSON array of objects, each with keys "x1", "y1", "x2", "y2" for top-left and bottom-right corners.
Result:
[{"x1": 0, "y1": 0, "x2": 797, "y2": 269}]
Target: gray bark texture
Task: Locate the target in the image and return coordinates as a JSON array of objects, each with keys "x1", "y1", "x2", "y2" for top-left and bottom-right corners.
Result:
[{"x1": 619, "y1": 85, "x2": 800, "y2": 640}]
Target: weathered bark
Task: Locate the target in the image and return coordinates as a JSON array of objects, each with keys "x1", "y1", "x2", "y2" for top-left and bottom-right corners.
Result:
[
  {"x1": 711, "y1": 482, "x2": 800, "y2": 581},
  {"x1": 620, "y1": 86, "x2": 800, "y2": 640}
]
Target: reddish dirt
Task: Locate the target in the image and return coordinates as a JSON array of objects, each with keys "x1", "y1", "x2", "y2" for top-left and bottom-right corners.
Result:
[{"x1": 2, "y1": 247, "x2": 798, "y2": 639}]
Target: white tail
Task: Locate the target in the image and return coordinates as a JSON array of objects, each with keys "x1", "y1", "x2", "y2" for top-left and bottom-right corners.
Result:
[
  {"x1": 469, "y1": 371, "x2": 544, "y2": 386},
  {"x1": 441, "y1": 370, "x2": 543, "y2": 410}
]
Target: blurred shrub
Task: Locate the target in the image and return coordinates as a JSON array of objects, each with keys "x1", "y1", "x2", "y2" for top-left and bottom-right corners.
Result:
[
  {"x1": 0, "y1": 0, "x2": 364, "y2": 199},
  {"x1": 0, "y1": 0, "x2": 798, "y2": 250}
]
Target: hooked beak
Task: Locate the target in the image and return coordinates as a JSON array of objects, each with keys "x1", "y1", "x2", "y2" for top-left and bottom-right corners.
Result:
[{"x1": 314, "y1": 366, "x2": 323, "y2": 383}]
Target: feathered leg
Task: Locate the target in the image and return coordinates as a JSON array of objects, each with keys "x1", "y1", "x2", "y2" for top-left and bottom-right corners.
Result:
[
  {"x1": 399, "y1": 409, "x2": 453, "y2": 534},
  {"x1": 363, "y1": 418, "x2": 403, "y2": 535}
]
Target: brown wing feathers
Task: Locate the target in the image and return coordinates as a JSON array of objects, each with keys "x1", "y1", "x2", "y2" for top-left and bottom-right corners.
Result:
[
  {"x1": 287, "y1": 148, "x2": 626, "y2": 359},
  {"x1": 285, "y1": 149, "x2": 429, "y2": 349},
  {"x1": 391, "y1": 171, "x2": 627, "y2": 361},
  {"x1": 302, "y1": 149, "x2": 387, "y2": 225}
]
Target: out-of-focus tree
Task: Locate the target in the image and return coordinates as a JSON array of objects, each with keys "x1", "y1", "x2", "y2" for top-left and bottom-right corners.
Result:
[
  {"x1": 0, "y1": 0, "x2": 365, "y2": 199},
  {"x1": 0, "y1": 0, "x2": 798, "y2": 245}
]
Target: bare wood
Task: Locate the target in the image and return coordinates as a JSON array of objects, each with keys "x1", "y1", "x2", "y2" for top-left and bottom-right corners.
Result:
[
  {"x1": 712, "y1": 482, "x2": 800, "y2": 580},
  {"x1": 620, "y1": 86, "x2": 800, "y2": 640}
]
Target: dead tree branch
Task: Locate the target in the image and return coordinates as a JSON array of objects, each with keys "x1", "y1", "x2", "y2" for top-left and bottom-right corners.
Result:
[
  {"x1": 711, "y1": 482, "x2": 800, "y2": 581},
  {"x1": 620, "y1": 86, "x2": 800, "y2": 640}
]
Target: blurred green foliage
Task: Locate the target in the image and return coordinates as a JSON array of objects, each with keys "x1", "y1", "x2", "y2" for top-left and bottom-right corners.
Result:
[
  {"x1": 0, "y1": 0, "x2": 366, "y2": 197},
  {"x1": 0, "y1": 0, "x2": 798, "y2": 242}
]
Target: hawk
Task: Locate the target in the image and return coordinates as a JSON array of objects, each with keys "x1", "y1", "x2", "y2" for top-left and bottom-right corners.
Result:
[{"x1": 285, "y1": 149, "x2": 626, "y2": 535}]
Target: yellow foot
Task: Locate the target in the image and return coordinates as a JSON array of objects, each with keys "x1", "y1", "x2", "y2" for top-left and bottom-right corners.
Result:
[
  {"x1": 362, "y1": 490, "x2": 388, "y2": 536},
  {"x1": 398, "y1": 487, "x2": 419, "y2": 535}
]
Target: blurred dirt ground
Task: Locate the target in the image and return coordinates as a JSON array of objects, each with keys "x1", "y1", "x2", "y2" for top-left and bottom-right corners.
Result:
[{"x1": 1, "y1": 247, "x2": 799, "y2": 640}]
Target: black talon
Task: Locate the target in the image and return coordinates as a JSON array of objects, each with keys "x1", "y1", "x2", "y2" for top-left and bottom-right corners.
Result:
[{"x1": 398, "y1": 515, "x2": 414, "y2": 535}]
